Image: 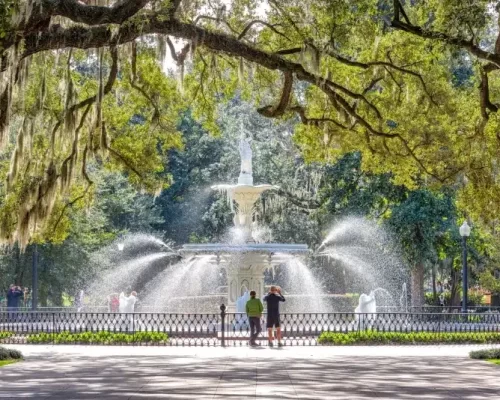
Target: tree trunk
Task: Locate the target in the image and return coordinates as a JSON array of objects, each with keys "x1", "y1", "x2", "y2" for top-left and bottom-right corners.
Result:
[
  {"x1": 39, "y1": 282, "x2": 48, "y2": 307},
  {"x1": 411, "y1": 262, "x2": 425, "y2": 307}
]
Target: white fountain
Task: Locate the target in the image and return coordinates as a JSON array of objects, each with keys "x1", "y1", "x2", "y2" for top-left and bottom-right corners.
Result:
[{"x1": 180, "y1": 133, "x2": 308, "y2": 311}]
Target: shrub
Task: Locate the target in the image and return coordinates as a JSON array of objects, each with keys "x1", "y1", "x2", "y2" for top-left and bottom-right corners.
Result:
[
  {"x1": 27, "y1": 331, "x2": 169, "y2": 345},
  {"x1": 318, "y1": 331, "x2": 500, "y2": 345},
  {"x1": 0, "y1": 332, "x2": 13, "y2": 340},
  {"x1": 469, "y1": 348, "x2": 500, "y2": 360},
  {"x1": 0, "y1": 347, "x2": 22, "y2": 360},
  {"x1": 425, "y1": 291, "x2": 485, "y2": 306}
]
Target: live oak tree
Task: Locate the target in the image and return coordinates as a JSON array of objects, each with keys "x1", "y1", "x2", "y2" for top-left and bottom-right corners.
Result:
[{"x1": 3, "y1": 0, "x2": 500, "y2": 248}]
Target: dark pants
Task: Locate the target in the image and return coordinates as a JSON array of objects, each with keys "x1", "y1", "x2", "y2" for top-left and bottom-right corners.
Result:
[{"x1": 249, "y1": 317, "x2": 262, "y2": 343}]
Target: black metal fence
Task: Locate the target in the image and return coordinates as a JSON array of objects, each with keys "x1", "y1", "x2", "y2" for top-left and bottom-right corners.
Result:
[{"x1": 1, "y1": 307, "x2": 500, "y2": 346}]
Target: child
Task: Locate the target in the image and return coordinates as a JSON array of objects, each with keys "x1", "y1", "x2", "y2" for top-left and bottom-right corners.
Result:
[{"x1": 245, "y1": 290, "x2": 263, "y2": 346}]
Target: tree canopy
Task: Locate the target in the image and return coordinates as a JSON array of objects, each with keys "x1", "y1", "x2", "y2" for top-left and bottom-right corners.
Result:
[{"x1": 2, "y1": 0, "x2": 500, "y2": 247}]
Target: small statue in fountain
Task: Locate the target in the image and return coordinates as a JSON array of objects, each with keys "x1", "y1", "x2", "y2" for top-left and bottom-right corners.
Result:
[
  {"x1": 239, "y1": 139, "x2": 252, "y2": 174},
  {"x1": 238, "y1": 126, "x2": 253, "y2": 185},
  {"x1": 355, "y1": 291, "x2": 377, "y2": 314}
]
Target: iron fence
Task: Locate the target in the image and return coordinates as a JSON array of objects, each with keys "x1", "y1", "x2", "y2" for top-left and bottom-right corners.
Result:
[
  {"x1": 2, "y1": 305, "x2": 499, "y2": 314},
  {"x1": 1, "y1": 307, "x2": 500, "y2": 346}
]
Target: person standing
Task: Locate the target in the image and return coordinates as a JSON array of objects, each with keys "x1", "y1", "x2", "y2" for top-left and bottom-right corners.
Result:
[
  {"x1": 245, "y1": 290, "x2": 263, "y2": 346},
  {"x1": 7, "y1": 284, "x2": 23, "y2": 320},
  {"x1": 108, "y1": 293, "x2": 120, "y2": 313},
  {"x1": 264, "y1": 286, "x2": 285, "y2": 347},
  {"x1": 23, "y1": 288, "x2": 31, "y2": 309}
]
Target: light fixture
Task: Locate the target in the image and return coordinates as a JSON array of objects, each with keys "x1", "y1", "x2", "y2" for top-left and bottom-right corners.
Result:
[{"x1": 459, "y1": 221, "x2": 471, "y2": 237}]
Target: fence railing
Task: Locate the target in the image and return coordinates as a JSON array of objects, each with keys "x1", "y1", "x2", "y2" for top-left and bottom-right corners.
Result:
[
  {"x1": 1, "y1": 307, "x2": 500, "y2": 346},
  {"x1": 2, "y1": 305, "x2": 500, "y2": 314}
]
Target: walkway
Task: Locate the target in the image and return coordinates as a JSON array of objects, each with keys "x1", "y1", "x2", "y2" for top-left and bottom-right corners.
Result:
[{"x1": 1, "y1": 345, "x2": 499, "y2": 399}]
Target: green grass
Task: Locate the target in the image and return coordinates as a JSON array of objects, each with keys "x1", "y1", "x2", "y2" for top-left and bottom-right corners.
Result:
[
  {"x1": 319, "y1": 331, "x2": 500, "y2": 345},
  {"x1": 487, "y1": 359, "x2": 500, "y2": 365},
  {"x1": 0, "y1": 359, "x2": 19, "y2": 367}
]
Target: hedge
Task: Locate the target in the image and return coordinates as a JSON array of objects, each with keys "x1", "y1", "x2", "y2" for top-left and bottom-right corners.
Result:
[
  {"x1": 0, "y1": 332, "x2": 13, "y2": 340},
  {"x1": 318, "y1": 331, "x2": 500, "y2": 345},
  {"x1": 27, "y1": 331, "x2": 169, "y2": 345},
  {"x1": 470, "y1": 348, "x2": 500, "y2": 360},
  {"x1": 0, "y1": 347, "x2": 22, "y2": 360}
]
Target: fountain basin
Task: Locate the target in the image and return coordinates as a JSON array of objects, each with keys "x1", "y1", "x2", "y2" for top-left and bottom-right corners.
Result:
[{"x1": 180, "y1": 243, "x2": 308, "y2": 255}]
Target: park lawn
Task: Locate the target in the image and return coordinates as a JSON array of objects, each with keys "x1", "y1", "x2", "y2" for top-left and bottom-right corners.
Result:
[
  {"x1": 487, "y1": 359, "x2": 500, "y2": 365},
  {"x1": 0, "y1": 359, "x2": 20, "y2": 367}
]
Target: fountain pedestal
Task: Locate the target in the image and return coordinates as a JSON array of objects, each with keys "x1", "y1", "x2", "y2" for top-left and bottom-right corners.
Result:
[
  {"x1": 226, "y1": 253, "x2": 267, "y2": 310},
  {"x1": 180, "y1": 244, "x2": 308, "y2": 310}
]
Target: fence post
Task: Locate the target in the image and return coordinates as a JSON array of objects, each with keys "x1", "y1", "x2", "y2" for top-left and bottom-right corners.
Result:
[
  {"x1": 52, "y1": 313, "x2": 55, "y2": 345},
  {"x1": 132, "y1": 313, "x2": 136, "y2": 346},
  {"x1": 220, "y1": 304, "x2": 226, "y2": 347},
  {"x1": 438, "y1": 312, "x2": 442, "y2": 341}
]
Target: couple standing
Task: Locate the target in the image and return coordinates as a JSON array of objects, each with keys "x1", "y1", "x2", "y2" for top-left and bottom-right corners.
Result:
[{"x1": 245, "y1": 285, "x2": 285, "y2": 347}]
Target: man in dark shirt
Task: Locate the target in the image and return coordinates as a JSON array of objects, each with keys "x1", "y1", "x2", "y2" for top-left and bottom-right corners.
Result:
[
  {"x1": 7, "y1": 284, "x2": 23, "y2": 309},
  {"x1": 264, "y1": 285, "x2": 285, "y2": 347},
  {"x1": 7, "y1": 284, "x2": 23, "y2": 321}
]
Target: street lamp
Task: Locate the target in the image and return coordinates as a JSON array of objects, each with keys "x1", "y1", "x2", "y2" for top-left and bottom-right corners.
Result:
[
  {"x1": 31, "y1": 244, "x2": 38, "y2": 311},
  {"x1": 459, "y1": 221, "x2": 471, "y2": 314}
]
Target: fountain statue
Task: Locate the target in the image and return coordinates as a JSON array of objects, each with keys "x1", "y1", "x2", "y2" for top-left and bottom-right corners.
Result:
[
  {"x1": 238, "y1": 137, "x2": 253, "y2": 185},
  {"x1": 355, "y1": 291, "x2": 377, "y2": 314}
]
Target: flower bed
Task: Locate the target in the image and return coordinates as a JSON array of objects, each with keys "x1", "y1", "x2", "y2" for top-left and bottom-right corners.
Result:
[
  {"x1": 27, "y1": 331, "x2": 169, "y2": 345},
  {"x1": 318, "y1": 331, "x2": 500, "y2": 345},
  {"x1": 0, "y1": 332, "x2": 13, "y2": 340}
]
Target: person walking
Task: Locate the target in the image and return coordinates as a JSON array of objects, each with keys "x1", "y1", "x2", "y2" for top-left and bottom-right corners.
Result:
[
  {"x1": 245, "y1": 290, "x2": 263, "y2": 346},
  {"x1": 264, "y1": 285, "x2": 285, "y2": 347}
]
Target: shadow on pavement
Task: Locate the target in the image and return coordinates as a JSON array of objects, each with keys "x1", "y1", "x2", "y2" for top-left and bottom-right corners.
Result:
[{"x1": 0, "y1": 353, "x2": 499, "y2": 399}]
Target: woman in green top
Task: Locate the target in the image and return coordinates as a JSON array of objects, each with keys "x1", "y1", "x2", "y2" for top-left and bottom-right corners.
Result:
[{"x1": 246, "y1": 290, "x2": 263, "y2": 346}]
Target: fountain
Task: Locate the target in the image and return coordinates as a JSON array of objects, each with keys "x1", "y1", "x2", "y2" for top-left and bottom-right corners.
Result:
[
  {"x1": 86, "y1": 135, "x2": 407, "y2": 315},
  {"x1": 180, "y1": 133, "x2": 309, "y2": 311},
  {"x1": 320, "y1": 217, "x2": 408, "y2": 311}
]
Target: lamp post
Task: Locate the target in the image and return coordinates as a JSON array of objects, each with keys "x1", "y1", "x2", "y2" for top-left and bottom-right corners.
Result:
[
  {"x1": 31, "y1": 244, "x2": 38, "y2": 311},
  {"x1": 459, "y1": 221, "x2": 471, "y2": 314}
]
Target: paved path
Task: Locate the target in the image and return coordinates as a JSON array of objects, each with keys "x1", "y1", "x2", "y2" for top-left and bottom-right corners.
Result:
[{"x1": 1, "y1": 345, "x2": 500, "y2": 399}]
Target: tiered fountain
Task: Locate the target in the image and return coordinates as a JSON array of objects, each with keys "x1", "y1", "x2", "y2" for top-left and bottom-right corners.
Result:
[
  {"x1": 180, "y1": 136, "x2": 308, "y2": 311},
  {"x1": 86, "y1": 134, "x2": 406, "y2": 314}
]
